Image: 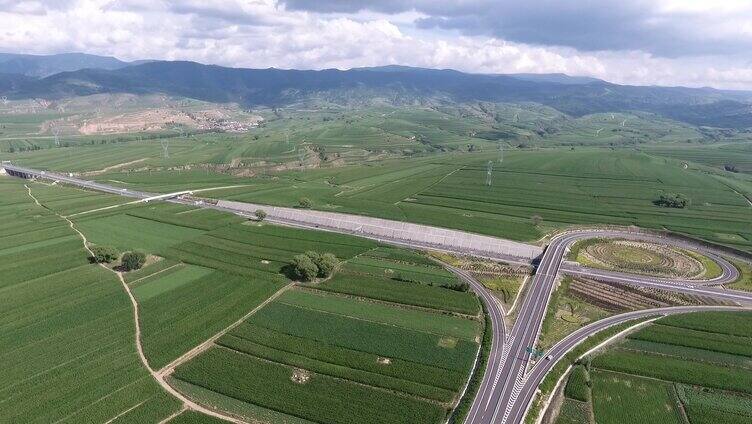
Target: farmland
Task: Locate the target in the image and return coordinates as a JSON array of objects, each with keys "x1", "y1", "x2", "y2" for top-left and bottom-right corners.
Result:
[
  {"x1": 2, "y1": 177, "x2": 483, "y2": 423},
  {"x1": 80, "y1": 148, "x2": 752, "y2": 254},
  {"x1": 4, "y1": 99, "x2": 750, "y2": 252},
  {"x1": 170, "y1": 246, "x2": 483, "y2": 424},
  {"x1": 553, "y1": 311, "x2": 752, "y2": 424},
  {"x1": 0, "y1": 178, "x2": 183, "y2": 422}
]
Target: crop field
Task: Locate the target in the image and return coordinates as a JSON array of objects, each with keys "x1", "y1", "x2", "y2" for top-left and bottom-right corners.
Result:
[
  {"x1": 75, "y1": 213, "x2": 206, "y2": 253},
  {"x1": 72, "y1": 201, "x2": 377, "y2": 369},
  {"x1": 89, "y1": 148, "x2": 752, "y2": 253},
  {"x1": 0, "y1": 178, "x2": 183, "y2": 422},
  {"x1": 318, "y1": 247, "x2": 481, "y2": 315},
  {"x1": 170, "y1": 246, "x2": 482, "y2": 423},
  {"x1": 137, "y1": 268, "x2": 284, "y2": 369},
  {"x1": 554, "y1": 311, "x2": 752, "y2": 423},
  {"x1": 589, "y1": 370, "x2": 683, "y2": 424},
  {"x1": 645, "y1": 141, "x2": 752, "y2": 174},
  {"x1": 1, "y1": 175, "x2": 484, "y2": 423}
]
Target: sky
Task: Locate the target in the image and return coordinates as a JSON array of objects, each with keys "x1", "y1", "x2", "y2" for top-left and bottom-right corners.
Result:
[{"x1": 2, "y1": 0, "x2": 752, "y2": 89}]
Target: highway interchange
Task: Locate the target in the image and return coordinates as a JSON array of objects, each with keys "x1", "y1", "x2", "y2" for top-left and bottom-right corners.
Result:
[{"x1": 3, "y1": 163, "x2": 752, "y2": 424}]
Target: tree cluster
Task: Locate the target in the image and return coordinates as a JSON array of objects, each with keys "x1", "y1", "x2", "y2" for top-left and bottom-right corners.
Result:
[
  {"x1": 654, "y1": 193, "x2": 689, "y2": 208},
  {"x1": 90, "y1": 246, "x2": 120, "y2": 264},
  {"x1": 290, "y1": 251, "x2": 339, "y2": 282},
  {"x1": 121, "y1": 251, "x2": 147, "y2": 271}
]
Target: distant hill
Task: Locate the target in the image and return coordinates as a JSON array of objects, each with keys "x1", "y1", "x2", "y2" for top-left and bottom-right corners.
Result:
[
  {"x1": 507, "y1": 73, "x2": 602, "y2": 85},
  {"x1": 0, "y1": 52, "x2": 145, "y2": 78},
  {"x1": 2, "y1": 59, "x2": 752, "y2": 128}
]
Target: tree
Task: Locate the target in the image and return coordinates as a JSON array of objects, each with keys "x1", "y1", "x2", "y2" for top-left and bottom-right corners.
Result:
[
  {"x1": 121, "y1": 251, "x2": 147, "y2": 271},
  {"x1": 655, "y1": 193, "x2": 689, "y2": 208},
  {"x1": 90, "y1": 246, "x2": 119, "y2": 263},
  {"x1": 254, "y1": 209, "x2": 267, "y2": 221},
  {"x1": 724, "y1": 164, "x2": 739, "y2": 173},
  {"x1": 291, "y1": 254, "x2": 319, "y2": 281},
  {"x1": 313, "y1": 253, "x2": 339, "y2": 278},
  {"x1": 531, "y1": 214, "x2": 543, "y2": 226},
  {"x1": 298, "y1": 197, "x2": 313, "y2": 209}
]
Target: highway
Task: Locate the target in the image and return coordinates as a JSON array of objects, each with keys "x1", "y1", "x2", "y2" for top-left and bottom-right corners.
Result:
[
  {"x1": 4, "y1": 163, "x2": 752, "y2": 424},
  {"x1": 447, "y1": 266, "x2": 508, "y2": 424},
  {"x1": 464, "y1": 229, "x2": 749, "y2": 424}
]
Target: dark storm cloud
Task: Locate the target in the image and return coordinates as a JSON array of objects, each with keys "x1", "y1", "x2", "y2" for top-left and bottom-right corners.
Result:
[{"x1": 282, "y1": 0, "x2": 750, "y2": 58}]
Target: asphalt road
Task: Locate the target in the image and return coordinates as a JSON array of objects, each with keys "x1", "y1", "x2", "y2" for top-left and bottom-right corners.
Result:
[
  {"x1": 5, "y1": 164, "x2": 751, "y2": 424},
  {"x1": 446, "y1": 266, "x2": 508, "y2": 424}
]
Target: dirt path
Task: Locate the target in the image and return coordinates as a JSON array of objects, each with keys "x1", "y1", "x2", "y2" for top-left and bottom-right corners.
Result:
[
  {"x1": 80, "y1": 158, "x2": 149, "y2": 176},
  {"x1": 158, "y1": 283, "x2": 293, "y2": 377},
  {"x1": 24, "y1": 184, "x2": 249, "y2": 424}
]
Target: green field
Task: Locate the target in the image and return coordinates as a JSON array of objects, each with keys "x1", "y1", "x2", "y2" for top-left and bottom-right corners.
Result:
[
  {"x1": 0, "y1": 178, "x2": 182, "y2": 422},
  {"x1": 171, "y1": 249, "x2": 482, "y2": 423},
  {"x1": 554, "y1": 311, "x2": 752, "y2": 424},
  {"x1": 8, "y1": 179, "x2": 482, "y2": 423},
  {"x1": 73, "y1": 148, "x2": 752, "y2": 254}
]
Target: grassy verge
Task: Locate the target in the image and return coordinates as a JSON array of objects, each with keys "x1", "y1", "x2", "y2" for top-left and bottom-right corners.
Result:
[
  {"x1": 727, "y1": 259, "x2": 752, "y2": 291},
  {"x1": 683, "y1": 249, "x2": 723, "y2": 280},
  {"x1": 480, "y1": 275, "x2": 525, "y2": 308},
  {"x1": 538, "y1": 277, "x2": 610, "y2": 350},
  {"x1": 448, "y1": 300, "x2": 492, "y2": 424}
]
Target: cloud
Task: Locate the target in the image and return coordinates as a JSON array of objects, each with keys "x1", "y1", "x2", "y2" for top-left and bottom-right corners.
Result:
[
  {"x1": 284, "y1": 0, "x2": 752, "y2": 58},
  {"x1": 0, "y1": 0, "x2": 751, "y2": 89}
]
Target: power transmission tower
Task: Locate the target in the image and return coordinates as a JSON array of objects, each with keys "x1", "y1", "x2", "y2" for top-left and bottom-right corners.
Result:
[
  {"x1": 486, "y1": 161, "x2": 493, "y2": 186},
  {"x1": 161, "y1": 139, "x2": 169, "y2": 159},
  {"x1": 298, "y1": 145, "x2": 306, "y2": 166},
  {"x1": 51, "y1": 123, "x2": 61, "y2": 147}
]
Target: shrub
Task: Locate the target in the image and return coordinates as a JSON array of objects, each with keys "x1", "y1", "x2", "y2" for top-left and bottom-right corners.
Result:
[
  {"x1": 291, "y1": 254, "x2": 319, "y2": 281},
  {"x1": 254, "y1": 209, "x2": 267, "y2": 221},
  {"x1": 90, "y1": 246, "x2": 119, "y2": 264},
  {"x1": 298, "y1": 197, "x2": 313, "y2": 209},
  {"x1": 654, "y1": 193, "x2": 689, "y2": 208},
  {"x1": 121, "y1": 251, "x2": 147, "y2": 271}
]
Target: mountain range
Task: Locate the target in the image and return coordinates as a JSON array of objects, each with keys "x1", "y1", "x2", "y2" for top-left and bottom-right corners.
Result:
[{"x1": 2, "y1": 53, "x2": 752, "y2": 128}]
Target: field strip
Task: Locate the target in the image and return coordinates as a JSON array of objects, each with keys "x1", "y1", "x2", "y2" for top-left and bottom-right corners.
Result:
[
  {"x1": 103, "y1": 400, "x2": 147, "y2": 424},
  {"x1": 159, "y1": 405, "x2": 189, "y2": 424},
  {"x1": 158, "y1": 282, "x2": 294, "y2": 377},
  {"x1": 65, "y1": 199, "x2": 142, "y2": 218},
  {"x1": 211, "y1": 344, "x2": 449, "y2": 406},
  {"x1": 48, "y1": 376, "x2": 149, "y2": 424},
  {"x1": 24, "y1": 183, "x2": 250, "y2": 424},
  {"x1": 296, "y1": 285, "x2": 479, "y2": 320},
  {"x1": 128, "y1": 263, "x2": 183, "y2": 286}
]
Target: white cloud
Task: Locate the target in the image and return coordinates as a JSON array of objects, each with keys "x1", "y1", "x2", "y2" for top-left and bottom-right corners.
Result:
[{"x1": 0, "y1": 0, "x2": 751, "y2": 89}]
